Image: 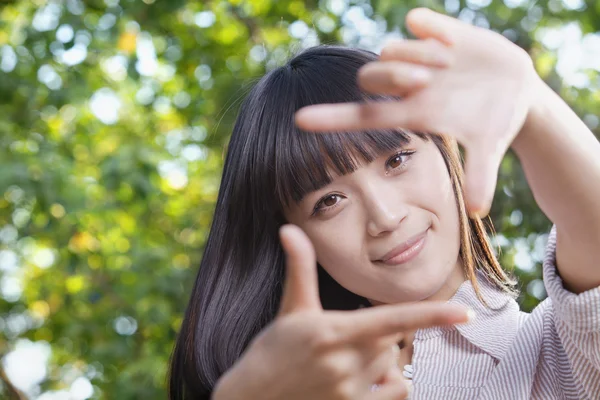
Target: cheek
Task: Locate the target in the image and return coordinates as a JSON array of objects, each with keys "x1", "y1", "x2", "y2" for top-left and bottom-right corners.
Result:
[
  {"x1": 311, "y1": 229, "x2": 354, "y2": 267},
  {"x1": 416, "y1": 149, "x2": 455, "y2": 205},
  {"x1": 432, "y1": 170, "x2": 460, "y2": 227},
  {"x1": 304, "y1": 219, "x2": 367, "y2": 283},
  {"x1": 406, "y1": 160, "x2": 456, "y2": 225},
  {"x1": 428, "y1": 161, "x2": 462, "y2": 262},
  {"x1": 411, "y1": 150, "x2": 461, "y2": 252}
]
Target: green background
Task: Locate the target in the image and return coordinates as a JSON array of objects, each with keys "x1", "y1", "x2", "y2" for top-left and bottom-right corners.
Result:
[{"x1": 1, "y1": 0, "x2": 598, "y2": 398}]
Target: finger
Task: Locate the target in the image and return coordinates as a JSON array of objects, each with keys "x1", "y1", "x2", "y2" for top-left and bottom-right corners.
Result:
[
  {"x1": 295, "y1": 99, "x2": 424, "y2": 133},
  {"x1": 405, "y1": 8, "x2": 460, "y2": 46},
  {"x1": 334, "y1": 302, "x2": 473, "y2": 343},
  {"x1": 372, "y1": 332, "x2": 404, "y2": 353},
  {"x1": 463, "y1": 143, "x2": 503, "y2": 218},
  {"x1": 380, "y1": 38, "x2": 454, "y2": 68},
  {"x1": 277, "y1": 224, "x2": 322, "y2": 316},
  {"x1": 363, "y1": 345, "x2": 396, "y2": 383},
  {"x1": 379, "y1": 360, "x2": 405, "y2": 386},
  {"x1": 364, "y1": 344, "x2": 400, "y2": 384},
  {"x1": 356, "y1": 332, "x2": 404, "y2": 364},
  {"x1": 357, "y1": 61, "x2": 433, "y2": 97}
]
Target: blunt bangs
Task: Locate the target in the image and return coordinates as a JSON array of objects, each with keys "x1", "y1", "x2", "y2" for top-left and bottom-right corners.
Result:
[{"x1": 278, "y1": 126, "x2": 412, "y2": 206}]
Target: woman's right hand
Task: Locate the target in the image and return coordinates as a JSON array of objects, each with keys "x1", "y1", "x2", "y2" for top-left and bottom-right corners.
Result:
[{"x1": 213, "y1": 225, "x2": 471, "y2": 400}]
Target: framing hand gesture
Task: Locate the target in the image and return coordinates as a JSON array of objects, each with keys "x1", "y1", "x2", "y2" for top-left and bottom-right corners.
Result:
[
  {"x1": 296, "y1": 8, "x2": 538, "y2": 217},
  {"x1": 214, "y1": 225, "x2": 471, "y2": 400}
]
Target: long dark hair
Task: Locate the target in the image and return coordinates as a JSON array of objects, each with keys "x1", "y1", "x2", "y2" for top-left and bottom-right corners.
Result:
[{"x1": 168, "y1": 46, "x2": 514, "y2": 399}]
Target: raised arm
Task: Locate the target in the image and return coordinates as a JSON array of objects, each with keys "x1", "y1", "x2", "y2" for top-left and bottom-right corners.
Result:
[{"x1": 511, "y1": 77, "x2": 600, "y2": 294}]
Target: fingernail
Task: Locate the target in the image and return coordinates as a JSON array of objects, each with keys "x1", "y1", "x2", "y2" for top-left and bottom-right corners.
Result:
[
  {"x1": 466, "y1": 308, "x2": 476, "y2": 323},
  {"x1": 468, "y1": 209, "x2": 483, "y2": 219},
  {"x1": 279, "y1": 224, "x2": 297, "y2": 238},
  {"x1": 295, "y1": 107, "x2": 321, "y2": 126}
]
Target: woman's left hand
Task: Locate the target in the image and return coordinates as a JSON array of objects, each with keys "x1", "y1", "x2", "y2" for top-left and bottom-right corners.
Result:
[{"x1": 295, "y1": 8, "x2": 539, "y2": 217}]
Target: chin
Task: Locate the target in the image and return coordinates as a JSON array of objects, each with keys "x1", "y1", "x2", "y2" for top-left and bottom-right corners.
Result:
[{"x1": 381, "y1": 269, "x2": 457, "y2": 304}]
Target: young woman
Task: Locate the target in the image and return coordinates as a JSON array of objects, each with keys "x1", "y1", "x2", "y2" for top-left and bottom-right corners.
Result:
[{"x1": 168, "y1": 8, "x2": 600, "y2": 400}]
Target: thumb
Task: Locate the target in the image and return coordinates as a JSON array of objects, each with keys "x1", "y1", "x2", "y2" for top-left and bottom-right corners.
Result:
[
  {"x1": 463, "y1": 143, "x2": 502, "y2": 218},
  {"x1": 277, "y1": 224, "x2": 322, "y2": 316}
]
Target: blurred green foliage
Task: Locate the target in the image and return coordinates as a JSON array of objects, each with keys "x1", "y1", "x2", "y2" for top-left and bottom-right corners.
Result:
[{"x1": 0, "y1": 0, "x2": 598, "y2": 398}]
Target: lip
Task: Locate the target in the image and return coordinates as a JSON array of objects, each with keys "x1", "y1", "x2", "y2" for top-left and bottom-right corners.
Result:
[{"x1": 376, "y1": 228, "x2": 429, "y2": 266}]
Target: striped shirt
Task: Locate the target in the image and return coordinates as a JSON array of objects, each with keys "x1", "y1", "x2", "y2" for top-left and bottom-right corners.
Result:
[{"x1": 410, "y1": 226, "x2": 600, "y2": 399}]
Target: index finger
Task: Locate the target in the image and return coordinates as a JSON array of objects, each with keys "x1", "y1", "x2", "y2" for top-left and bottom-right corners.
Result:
[
  {"x1": 333, "y1": 302, "x2": 473, "y2": 343},
  {"x1": 295, "y1": 100, "x2": 422, "y2": 133}
]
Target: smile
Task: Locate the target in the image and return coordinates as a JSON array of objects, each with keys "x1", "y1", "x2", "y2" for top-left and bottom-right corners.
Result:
[{"x1": 376, "y1": 228, "x2": 429, "y2": 266}]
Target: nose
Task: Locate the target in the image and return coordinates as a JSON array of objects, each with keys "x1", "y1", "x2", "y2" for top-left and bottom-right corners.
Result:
[{"x1": 364, "y1": 186, "x2": 409, "y2": 237}]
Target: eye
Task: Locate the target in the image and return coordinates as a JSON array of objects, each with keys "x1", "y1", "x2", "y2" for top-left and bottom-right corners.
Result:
[
  {"x1": 312, "y1": 193, "x2": 344, "y2": 216},
  {"x1": 385, "y1": 150, "x2": 415, "y2": 173}
]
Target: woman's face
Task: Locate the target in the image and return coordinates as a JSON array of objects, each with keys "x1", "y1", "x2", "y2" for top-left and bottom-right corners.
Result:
[{"x1": 284, "y1": 135, "x2": 466, "y2": 305}]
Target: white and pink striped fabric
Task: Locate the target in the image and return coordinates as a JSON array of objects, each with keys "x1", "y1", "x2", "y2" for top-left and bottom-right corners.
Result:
[{"x1": 409, "y1": 226, "x2": 600, "y2": 399}]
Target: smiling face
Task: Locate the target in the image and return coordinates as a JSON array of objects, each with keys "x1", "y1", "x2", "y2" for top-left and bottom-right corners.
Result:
[{"x1": 284, "y1": 134, "x2": 466, "y2": 305}]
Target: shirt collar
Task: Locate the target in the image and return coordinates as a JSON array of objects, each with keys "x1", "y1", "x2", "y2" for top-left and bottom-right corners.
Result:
[{"x1": 415, "y1": 271, "x2": 521, "y2": 361}]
